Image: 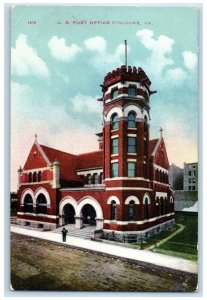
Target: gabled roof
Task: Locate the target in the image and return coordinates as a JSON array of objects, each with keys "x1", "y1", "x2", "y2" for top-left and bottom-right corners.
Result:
[
  {"x1": 76, "y1": 150, "x2": 103, "y2": 170},
  {"x1": 40, "y1": 144, "x2": 81, "y2": 182},
  {"x1": 149, "y1": 139, "x2": 159, "y2": 156}
]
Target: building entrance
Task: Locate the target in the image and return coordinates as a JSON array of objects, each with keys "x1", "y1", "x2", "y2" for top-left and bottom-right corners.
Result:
[
  {"x1": 63, "y1": 204, "x2": 75, "y2": 225},
  {"x1": 81, "y1": 204, "x2": 96, "y2": 226}
]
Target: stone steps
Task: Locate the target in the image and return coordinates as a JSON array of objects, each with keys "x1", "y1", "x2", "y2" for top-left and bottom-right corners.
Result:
[{"x1": 53, "y1": 224, "x2": 96, "y2": 240}]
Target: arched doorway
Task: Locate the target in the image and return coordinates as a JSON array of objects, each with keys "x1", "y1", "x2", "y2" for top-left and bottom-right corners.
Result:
[
  {"x1": 63, "y1": 204, "x2": 75, "y2": 225},
  {"x1": 36, "y1": 193, "x2": 47, "y2": 214},
  {"x1": 81, "y1": 204, "x2": 96, "y2": 226},
  {"x1": 24, "y1": 194, "x2": 33, "y2": 213}
]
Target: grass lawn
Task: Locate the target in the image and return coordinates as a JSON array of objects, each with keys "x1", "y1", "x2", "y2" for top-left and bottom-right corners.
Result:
[{"x1": 153, "y1": 214, "x2": 198, "y2": 260}]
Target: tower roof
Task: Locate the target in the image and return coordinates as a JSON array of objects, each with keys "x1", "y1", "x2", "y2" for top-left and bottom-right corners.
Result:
[{"x1": 103, "y1": 65, "x2": 151, "y2": 91}]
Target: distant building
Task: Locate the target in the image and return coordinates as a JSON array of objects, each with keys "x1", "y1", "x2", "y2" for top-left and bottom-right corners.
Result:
[
  {"x1": 183, "y1": 162, "x2": 198, "y2": 191},
  {"x1": 169, "y1": 164, "x2": 183, "y2": 190}
]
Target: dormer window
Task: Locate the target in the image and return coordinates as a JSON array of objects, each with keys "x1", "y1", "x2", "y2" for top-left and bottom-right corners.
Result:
[
  {"x1": 111, "y1": 87, "x2": 119, "y2": 99},
  {"x1": 128, "y1": 85, "x2": 136, "y2": 97}
]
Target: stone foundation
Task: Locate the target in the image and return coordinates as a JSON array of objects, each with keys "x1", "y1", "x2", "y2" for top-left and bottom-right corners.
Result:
[{"x1": 16, "y1": 218, "x2": 57, "y2": 231}]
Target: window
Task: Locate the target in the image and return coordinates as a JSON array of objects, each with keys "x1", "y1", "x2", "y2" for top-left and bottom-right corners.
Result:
[
  {"x1": 144, "y1": 197, "x2": 149, "y2": 220},
  {"x1": 100, "y1": 172, "x2": 103, "y2": 184},
  {"x1": 128, "y1": 137, "x2": 136, "y2": 153},
  {"x1": 33, "y1": 172, "x2": 37, "y2": 182},
  {"x1": 128, "y1": 200, "x2": 135, "y2": 221},
  {"x1": 111, "y1": 113, "x2": 119, "y2": 130},
  {"x1": 111, "y1": 88, "x2": 119, "y2": 99},
  {"x1": 87, "y1": 174, "x2": 92, "y2": 185},
  {"x1": 36, "y1": 194, "x2": 47, "y2": 214},
  {"x1": 28, "y1": 172, "x2": 32, "y2": 183},
  {"x1": 128, "y1": 112, "x2": 136, "y2": 128},
  {"x1": 94, "y1": 173, "x2": 98, "y2": 185},
  {"x1": 128, "y1": 162, "x2": 136, "y2": 177},
  {"x1": 111, "y1": 200, "x2": 117, "y2": 220},
  {"x1": 24, "y1": 194, "x2": 33, "y2": 213},
  {"x1": 111, "y1": 162, "x2": 118, "y2": 178},
  {"x1": 144, "y1": 140, "x2": 147, "y2": 156},
  {"x1": 192, "y1": 186, "x2": 196, "y2": 191},
  {"x1": 38, "y1": 171, "x2": 42, "y2": 182},
  {"x1": 189, "y1": 171, "x2": 192, "y2": 176},
  {"x1": 128, "y1": 86, "x2": 136, "y2": 97},
  {"x1": 111, "y1": 138, "x2": 118, "y2": 154}
]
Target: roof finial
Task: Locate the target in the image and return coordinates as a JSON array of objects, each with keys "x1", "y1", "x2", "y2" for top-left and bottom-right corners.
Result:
[
  {"x1": 35, "y1": 133, "x2": 38, "y2": 142},
  {"x1": 159, "y1": 127, "x2": 163, "y2": 137}
]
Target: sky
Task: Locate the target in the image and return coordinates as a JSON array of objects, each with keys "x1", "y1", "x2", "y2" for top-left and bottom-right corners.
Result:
[{"x1": 10, "y1": 5, "x2": 199, "y2": 191}]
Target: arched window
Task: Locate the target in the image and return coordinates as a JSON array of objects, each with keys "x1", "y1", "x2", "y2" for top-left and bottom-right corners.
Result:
[
  {"x1": 128, "y1": 111, "x2": 136, "y2": 128},
  {"x1": 144, "y1": 197, "x2": 149, "y2": 220},
  {"x1": 87, "y1": 174, "x2": 92, "y2": 185},
  {"x1": 36, "y1": 194, "x2": 47, "y2": 214},
  {"x1": 111, "y1": 113, "x2": 118, "y2": 130},
  {"x1": 28, "y1": 172, "x2": 32, "y2": 183},
  {"x1": 128, "y1": 200, "x2": 135, "y2": 221},
  {"x1": 38, "y1": 171, "x2": 42, "y2": 182},
  {"x1": 24, "y1": 194, "x2": 33, "y2": 213},
  {"x1": 94, "y1": 173, "x2": 98, "y2": 185},
  {"x1": 33, "y1": 172, "x2": 37, "y2": 182},
  {"x1": 111, "y1": 200, "x2": 117, "y2": 220}
]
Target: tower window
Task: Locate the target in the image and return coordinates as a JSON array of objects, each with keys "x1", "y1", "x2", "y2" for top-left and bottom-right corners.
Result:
[
  {"x1": 111, "y1": 138, "x2": 118, "y2": 154},
  {"x1": 128, "y1": 86, "x2": 136, "y2": 97},
  {"x1": 111, "y1": 200, "x2": 117, "y2": 220},
  {"x1": 111, "y1": 113, "x2": 119, "y2": 130},
  {"x1": 128, "y1": 162, "x2": 136, "y2": 177},
  {"x1": 128, "y1": 137, "x2": 137, "y2": 153},
  {"x1": 128, "y1": 112, "x2": 136, "y2": 128},
  {"x1": 128, "y1": 200, "x2": 135, "y2": 221},
  {"x1": 111, "y1": 162, "x2": 118, "y2": 178},
  {"x1": 111, "y1": 88, "x2": 119, "y2": 99}
]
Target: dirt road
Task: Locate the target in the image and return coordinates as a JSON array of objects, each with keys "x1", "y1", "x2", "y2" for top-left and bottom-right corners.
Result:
[{"x1": 10, "y1": 233, "x2": 197, "y2": 292}]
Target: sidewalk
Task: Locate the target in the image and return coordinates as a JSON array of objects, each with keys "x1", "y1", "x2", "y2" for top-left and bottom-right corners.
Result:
[{"x1": 10, "y1": 225, "x2": 198, "y2": 275}]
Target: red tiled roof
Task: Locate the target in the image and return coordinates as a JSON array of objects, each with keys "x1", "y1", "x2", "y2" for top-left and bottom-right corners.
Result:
[
  {"x1": 76, "y1": 150, "x2": 103, "y2": 170},
  {"x1": 40, "y1": 145, "x2": 80, "y2": 182},
  {"x1": 149, "y1": 139, "x2": 159, "y2": 155}
]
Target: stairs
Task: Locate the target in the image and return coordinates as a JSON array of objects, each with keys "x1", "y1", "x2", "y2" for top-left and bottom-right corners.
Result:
[{"x1": 53, "y1": 224, "x2": 96, "y2": 240}]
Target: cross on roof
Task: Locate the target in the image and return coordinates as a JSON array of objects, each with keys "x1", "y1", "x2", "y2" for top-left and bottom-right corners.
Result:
[
  {"x1": 35, "y1": 133, "x2": 38, "y2": 142},
  {"x1": 159, "y1": 127, "x2": 163, "y2": 137}
]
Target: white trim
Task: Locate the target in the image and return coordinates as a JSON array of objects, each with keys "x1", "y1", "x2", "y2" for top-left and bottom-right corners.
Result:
[
  {"x1": 127, "y1": 133, "x2": 137, "y2": 137},
  {"x1": 125, "y1": 196, "x2": 140, "y2": 205},
  {"x1": 156, "y1": 192, "x2": 167, "y2": 199},
  {"x1": 111, "y1": 154, "x2": 118, "y2": 158},
  {"x1": 152, "y1": 137, "x2": 161, "y2": 156},
  {"x1": 76, "y1": 169, "x2": 103, "y2": 176},
  {"x1": 105, "y1": 106, "x2": 123, "y2": 122},
  {"x1": 127, "y1": 153, "x2": 136, "y2": 156},
  {"x1": 104, "y1": 213, "x2": 174, "y2": 225},
  {"x1": 34, "y1": 187, "x2": 51, "y2": 206},
  {"x1": 24, "y1": 167, "x2": 49, "y2": 173},
  {"x1": 170, "y1": 196, "x2": 174, "y2": 203},
  {"x1": 17, "y1": 212, "x2": 58, "y2": 219},
  {"x1": 143, "y1": 193, "x2": 151, "y2": 204},
  {"x1": 111, "y1": 135, "x2": 119, "y2": 139},
  {"x1": 153, "y1": 163, "x2": 169, "y2": 173},
  {"x1": 60, "y1": 186, "x2": 105, "y2": 191},
  {"x1": 106, "y1": 187, "x2": 153, "y2": 191},
  {"x1": 127, "y1": 159, "x2": 137, "y2": 162},
  {"x1": 20, "y1": 181, "x2": 52, "y2": 186},
  {"x1": 153, "y1": 180, "x2": 169, "y2": 186},
  {"x1": 20, "y1": 188, "x2": 35, "y2": 205},
  {"x1": 105, "y1": 177, "x2": 150, "y2": 182},
  {"x1": 111, "y1": 159, "x2": 119, "y2": 163},
  {"x1": 35, "y1": 142, "x2": 51, "y2": 165},
  {"x1": 76, "y1": 196, "x2": 103, "y2": 219},
  {"x1": 59, "y1": 196, "x2": 78, "y2": 216},
  {"x1": 107, "y1": 196, "x2": 120, "y2": 205},
  {"x1": 123, "y1": 105, "x2": 142, "y2": 118}
]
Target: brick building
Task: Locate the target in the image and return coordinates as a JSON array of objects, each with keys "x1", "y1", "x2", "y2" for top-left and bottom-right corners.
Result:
[{"x1": 16, "y1": 65, "x2": 175, "y2": 239}]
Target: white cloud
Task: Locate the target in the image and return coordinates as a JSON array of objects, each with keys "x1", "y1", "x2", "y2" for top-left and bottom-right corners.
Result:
[
  {"x1": 48, "y1": 36, "x2": 81, "y2": 61},
  {"x1": 182, "y1": 51, "x2": 198, "y2": 70},
  {"x1": 84, "y1": 36, "x2": 125, "y2": 72},
  {"x1": 136, "y1": 29, "x2": 174, "y2": 76},
  {"x1": 165, "y1": 68, "x2": 188, "y2": 86},
  {"x1": 84, "y1": 36, "x2": 106, "y2": 53},
  {"x1": 11, "y1": 34, "x2": 49, "y2": 78},
  {"x1": 71, "y1": 93, "x2": 101, "y2": 114}
]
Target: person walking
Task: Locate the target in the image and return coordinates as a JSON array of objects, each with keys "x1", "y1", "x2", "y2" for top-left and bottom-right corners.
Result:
[{"x1": 61, "y1": 227, "x2": 68, "y2": 242}]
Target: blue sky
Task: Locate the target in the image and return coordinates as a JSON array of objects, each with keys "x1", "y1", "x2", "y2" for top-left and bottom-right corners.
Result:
[{"x1": 11, "y1": 5, "x2": 198, "y2": 190}]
